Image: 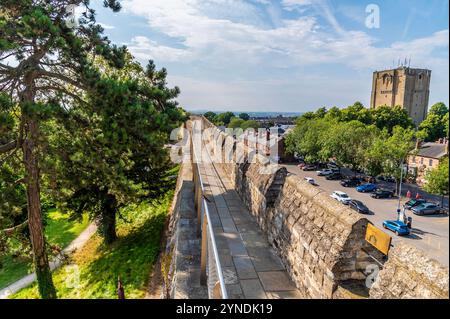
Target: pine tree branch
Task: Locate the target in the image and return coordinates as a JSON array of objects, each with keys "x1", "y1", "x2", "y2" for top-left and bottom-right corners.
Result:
[
  {"x1": 0, "y1": 140, "x2": 17, "y2": 154},
  {"x1": 1, "y1": 220, "x2": 29, "y2": 236},
  {"x1": 37, "y1": 69, "x2": 87, "y2": 90}
]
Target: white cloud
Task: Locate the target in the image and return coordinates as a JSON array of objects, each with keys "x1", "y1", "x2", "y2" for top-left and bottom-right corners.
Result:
[
  {"x1": 120, "y1": 0, "x2": 448, "y2": 110},
  {"x1": 98, "y1": 22, "x2": 116, "y2": 30},
  {"x1": 282, "y1": 0, "x2": 313, "y2": 8},
  {"x1": 122, "y1": 0, "x2": 448, "y2": 69},
  {"x1": 127, "y1": 36, "x2": 191, "y2": 62}
]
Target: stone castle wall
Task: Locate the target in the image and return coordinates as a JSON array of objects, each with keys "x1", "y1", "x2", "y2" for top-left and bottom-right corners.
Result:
[
  {"x1": 370, "y1": 241, "x2": 449, "y2": 299},
  {"x1": 194, "y1": 116, "x2": 449, "y2": 299}
]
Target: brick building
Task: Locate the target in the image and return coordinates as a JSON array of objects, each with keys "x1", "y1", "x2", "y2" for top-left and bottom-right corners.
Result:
[{"x1": 408, "y1": 138, "x2": 449, "y2": 185}]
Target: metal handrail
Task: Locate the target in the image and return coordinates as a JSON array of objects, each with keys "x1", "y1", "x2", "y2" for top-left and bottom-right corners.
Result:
[{"x1": 191, "y1": 131, "x2": 228, "y2": 299}]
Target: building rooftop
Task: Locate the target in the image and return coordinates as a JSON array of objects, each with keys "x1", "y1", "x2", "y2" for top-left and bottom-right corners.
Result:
[{"x1": 414, "y1": 142, "x2": 448, "y2": 159}]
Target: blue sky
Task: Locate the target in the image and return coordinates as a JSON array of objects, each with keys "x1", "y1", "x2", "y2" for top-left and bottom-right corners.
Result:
[{"x1": 91, "y1": 0, "x2": 449, "y2": 112}]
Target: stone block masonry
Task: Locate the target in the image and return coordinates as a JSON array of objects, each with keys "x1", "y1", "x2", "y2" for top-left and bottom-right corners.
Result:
[
  {"x1": 187, "y1": 116, "x2": 449, "y2": 299},
  {"x1": 370, "y1": 241, "x2": 449, "y2": 299}
]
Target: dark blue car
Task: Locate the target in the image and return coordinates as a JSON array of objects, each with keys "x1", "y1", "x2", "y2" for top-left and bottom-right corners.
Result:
[
  {"x1": 382, "y1": 220, "x2": 410, "y2": 236},
  {"x1": 356, "y1": 183, "x2": 377, "y2": 193}
]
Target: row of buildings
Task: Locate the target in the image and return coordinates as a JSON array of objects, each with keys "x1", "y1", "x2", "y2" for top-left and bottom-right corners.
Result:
[
  {"x1": 408, "y1": 138, "x2": 448, "y2": 186},
  {"x1": 239, "y1": 66, "x2": 447, "y2": 184}
]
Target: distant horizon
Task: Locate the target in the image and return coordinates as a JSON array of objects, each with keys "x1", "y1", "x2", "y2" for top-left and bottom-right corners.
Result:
[{"x1": 186, "y1": 109, "x2": 305, "y2": 116}]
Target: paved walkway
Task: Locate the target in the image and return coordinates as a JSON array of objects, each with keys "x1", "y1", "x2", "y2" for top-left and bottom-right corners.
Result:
[
  {"x1": 0, "y1": 223, "x2": 97, "y2": 299},
  {"x1": 199, "y1": 154, "x2": 302, "y2": 299}
]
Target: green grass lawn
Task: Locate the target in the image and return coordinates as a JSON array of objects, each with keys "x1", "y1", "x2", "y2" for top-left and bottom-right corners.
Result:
[
  {"x1": 11, "y1": 189, "x2": 175, "y2": 299},
  {"x1": 0, "y1": 210, "x2": 89, "y2": 289}
]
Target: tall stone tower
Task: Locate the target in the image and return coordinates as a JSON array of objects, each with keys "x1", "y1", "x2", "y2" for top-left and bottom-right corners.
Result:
[{"x1": 370, "y1": 67, "x2": 431, "y2": 126}]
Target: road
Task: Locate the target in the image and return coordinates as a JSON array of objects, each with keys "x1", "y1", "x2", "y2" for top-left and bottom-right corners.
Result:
[{"x1": 282, "y1": 164, "x2": 449, "y2": 267}]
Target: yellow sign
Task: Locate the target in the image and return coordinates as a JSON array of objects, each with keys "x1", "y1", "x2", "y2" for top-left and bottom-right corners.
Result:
[{"x1": 365, "y1": 223, "x2": 392, "y2": 255}]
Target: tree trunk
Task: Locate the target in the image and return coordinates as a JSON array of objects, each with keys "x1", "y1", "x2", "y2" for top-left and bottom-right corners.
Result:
[
  {"x1": 23, "y1": 118, "x2": 57, "y2": 299},
  {"x1": 101, "y1": 195, "x2": 117, "y2": 244}
]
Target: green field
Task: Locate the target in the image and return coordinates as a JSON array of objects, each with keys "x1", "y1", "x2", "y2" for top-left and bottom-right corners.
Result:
[
  {"x1": 11, "y1": 189, "x2": 174, "y2": 299},
  {"x1": 0, "y1": 210, "x2": 89, "y2": 289}
]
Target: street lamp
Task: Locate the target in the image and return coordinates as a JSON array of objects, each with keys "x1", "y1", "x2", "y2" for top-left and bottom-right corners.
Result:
[{"x1": 397, "y1": 160, "x2": 407, "y2": 221}]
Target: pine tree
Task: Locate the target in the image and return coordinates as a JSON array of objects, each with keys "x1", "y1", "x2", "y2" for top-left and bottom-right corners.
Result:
[
  {"x1": 46, "y1": 55, "x2": 185, "y2": 244},
  {"x1": 0, "y1": 0, "x2": 125, "y2": 298}
]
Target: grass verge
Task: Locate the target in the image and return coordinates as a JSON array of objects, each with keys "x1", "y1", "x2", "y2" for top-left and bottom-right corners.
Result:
[
  {"x1": 11, "y1": 189, "x2": 175, "y2": 299},
  {"x1": 0, "y1": 210, "x2": 89, "y2": 289}
]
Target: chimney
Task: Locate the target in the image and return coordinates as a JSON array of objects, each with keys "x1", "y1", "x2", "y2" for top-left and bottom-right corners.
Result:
[{"x1": 415, "y1": 139, "x2": 421, "y2": 150}]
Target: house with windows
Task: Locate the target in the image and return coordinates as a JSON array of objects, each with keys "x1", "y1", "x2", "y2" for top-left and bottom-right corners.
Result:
[{"x1": 408, "y1": 138, "x2": 449, "y2": 185}]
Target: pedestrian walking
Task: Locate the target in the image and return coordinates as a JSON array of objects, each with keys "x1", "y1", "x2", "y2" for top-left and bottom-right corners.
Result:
[{"x1": 406, "y1": 190, "x2": 412, "y2": 198}]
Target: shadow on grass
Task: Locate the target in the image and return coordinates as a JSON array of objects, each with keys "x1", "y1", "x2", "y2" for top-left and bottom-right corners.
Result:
[{"x1": 79, "y1": 204, "x2": 168, "y2": 298}]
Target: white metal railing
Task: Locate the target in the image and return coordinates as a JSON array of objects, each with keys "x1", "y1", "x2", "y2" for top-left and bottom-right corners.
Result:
[{"x1": 190, "y1": 129, "x2": 228, "y2": 299}]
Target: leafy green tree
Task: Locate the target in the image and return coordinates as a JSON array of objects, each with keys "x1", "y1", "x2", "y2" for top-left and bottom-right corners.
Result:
[
  {"x1": 341, "y1": 102, "x2": 372, "y2": 124},
  {"x1": 380, "y1": 126, "x2": 415, "y2": 194},
  {"x1": 424, "y1": 157, "x2": 449, "y2": 207},
  {"x1": 370, "y1": 105, "x2": 414, "y2": 133},
  {"x1": 203, "y1": 111, "x2": 216, "y2": 123},
  {"x1": 314, "y1": 107, "x2": 327, "y2": 118},
  {"x1": 321, "y1": 121, "x2": 375, "y2": 173},
  {"x1": 214, "y1": 111, "x2": 235, "y2": 126},
  {"x1": 299, "y1": 111, "x2": 316, "y2": 121},
  {"x1": 429, "y1": 102, "x2": 449, "y2": 118},
  {"x1": 324, "y1": 106, "x2": 342, "y2": 121},
  {"x1": 417, "y1": 113, "x2": 447, "y2": 142},
  {"x1": 0, "y1": 0, "x2": 126, "y2": 298},
  {"x1": 241, "y1": 120, "x2": 260, "y2": 131},
  {"x1": 285, "y1": 118, "x2": 329, "y2": 163},
  {"x1": 228, "y1": 117, "x2": 244, "y2": 129},
  {"x1": 363, "y1": 133, "x2": 385, "y2": 177},
  {"x1": 417, "y1": 103, "x2": 448, "y2": 142},
  {"x1": 238, "y1": 112, "x2": 250, "y2": 121},
  {"x1": 444, "y1": 113, "x2": 449, "y2": 138}
]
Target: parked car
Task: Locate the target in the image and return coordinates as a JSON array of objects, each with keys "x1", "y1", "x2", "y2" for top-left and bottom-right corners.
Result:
[
  {"x1": 302, "y1": 164, "x2": 317, "y2": 171},
  {"x1": 378, "y1": 175, "x2": 396, "y2": 183},
  {"x1": 411, "y1": 203, "x2": 442, "y2": 216},
  {"x1": 404, "y1": 198, "x2": 427, "y2": 210},
  {"x1": 325, "y1": 172, "x2": 343, "y2": 180},
  {"x1": 386, "y1": 176, "x2": 396, "y2": 183},
  {"x1": 330, "y1": 191, "x2": 352, "y2": 205},
  {"x1": 304, "y1": 177, "x2": 317, "y2": 186},
  {"x1": 382, "y1": 220, "x2": 410, "y2": 236},
  {"x1": 371, "y1": 189, "x2": 394, "y2": 199},
  {"x1": 327, "y1": 162, "x2": 339, "y2": 170},
  {"x1": 316, "y1": 162, "x2": 329, "y2": 169},
  {"x1": 348, "y1": 200, "x2": 370, "y2": 214},
  {"x1": 356, "y1": 183, "x2": 377, "y2": 193},
  {"x1": 340, "y1": 177, "x2": 362, "y2": 187},
  {"x1": 316, "y1": 169, "x2": 335, "y2": 176}
]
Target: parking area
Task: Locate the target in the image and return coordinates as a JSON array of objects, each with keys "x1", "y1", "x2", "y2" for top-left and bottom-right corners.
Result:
[{"x1": 282, "y1": 164, "x2": 449, "y2": 266}]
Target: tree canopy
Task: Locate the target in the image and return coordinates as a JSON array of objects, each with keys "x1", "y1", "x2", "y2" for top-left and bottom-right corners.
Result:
[
  {"x1": 417, "y1": 102, "x2": 448, "y2": 142},
  {"x1": 424, "y1": 157, "x2": 449, "y2": 206},
  {"x1": 285, "y1": 102, "x2": 416, "y2": 190},
  {"x1": 203, "y1": 111, "x2": 216, "y2": 123},
  {"x1": 213, "y1": 111, "x2": 235, "y2": 126},
  {"x1": 0, "y1": 0, "x2": 184, "y2": 298},
  {"x1": 238, "y1": 112, "x2": 250, "y2": 121}
]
